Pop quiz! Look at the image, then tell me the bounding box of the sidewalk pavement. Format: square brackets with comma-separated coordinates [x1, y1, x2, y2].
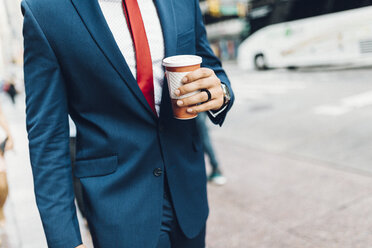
[206, 138, 372, 248]
[1, 93, 372, 248]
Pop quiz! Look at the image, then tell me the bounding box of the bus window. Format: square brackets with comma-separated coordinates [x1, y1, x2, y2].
[331, 0, 372, 12]
[248, 0, 372, 35]
[286, 0, 329, 21]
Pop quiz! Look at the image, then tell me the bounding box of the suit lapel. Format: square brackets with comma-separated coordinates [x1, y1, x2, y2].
[70, 0, 156, 118]
[154, 0, 178, 120]
[154, 0, 177, 58]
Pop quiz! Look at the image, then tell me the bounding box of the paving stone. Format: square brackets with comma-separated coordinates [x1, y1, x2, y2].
[290, 195, 372, 248]
[206, 140, 372, 247]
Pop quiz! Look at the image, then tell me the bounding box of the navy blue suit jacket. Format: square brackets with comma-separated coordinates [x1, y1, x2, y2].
[22, 0, 234, 247]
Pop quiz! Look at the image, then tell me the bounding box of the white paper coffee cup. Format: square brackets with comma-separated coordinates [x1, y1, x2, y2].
[163, 55, 202, 120]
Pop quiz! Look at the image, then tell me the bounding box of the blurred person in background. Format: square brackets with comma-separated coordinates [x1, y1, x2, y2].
[22, 0, 234, 247]
[0, 103, 14, 227]
[0, 58, 21, 105]
[196, 112, 227, 185]
[2, 76, 18, 104]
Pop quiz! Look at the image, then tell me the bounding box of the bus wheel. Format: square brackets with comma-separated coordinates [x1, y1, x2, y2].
[254, 54, 268, 71]
[287, 66, 298, 70]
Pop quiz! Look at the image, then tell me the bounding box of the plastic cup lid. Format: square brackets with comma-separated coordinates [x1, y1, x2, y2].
[162, 55, 202, 68]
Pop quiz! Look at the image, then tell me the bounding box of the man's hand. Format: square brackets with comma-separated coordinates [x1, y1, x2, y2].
[174, 68, 224, 114]
[76, 245, 87, 248]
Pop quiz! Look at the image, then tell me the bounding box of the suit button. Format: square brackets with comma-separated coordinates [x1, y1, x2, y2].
[153, 168, 163, 177]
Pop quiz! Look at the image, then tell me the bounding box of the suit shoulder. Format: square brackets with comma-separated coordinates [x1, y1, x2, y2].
[173, 0, 197, 15]
[22, 0, 68, 17]
[174, 0, 197, 7]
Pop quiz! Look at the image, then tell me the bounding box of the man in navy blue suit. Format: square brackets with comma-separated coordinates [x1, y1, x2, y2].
[22, 0, 234, 247]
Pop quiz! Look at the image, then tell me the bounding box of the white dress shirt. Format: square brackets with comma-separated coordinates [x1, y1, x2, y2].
[98, 0, 226, 117]
[98, 0, 165, 115]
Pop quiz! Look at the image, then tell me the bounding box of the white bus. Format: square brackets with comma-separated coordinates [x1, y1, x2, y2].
[238, 0, 372, 70]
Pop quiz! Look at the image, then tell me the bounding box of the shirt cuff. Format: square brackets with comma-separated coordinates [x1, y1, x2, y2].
[208, 104, 228, 118]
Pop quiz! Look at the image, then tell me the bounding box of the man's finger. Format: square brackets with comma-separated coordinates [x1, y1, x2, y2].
[177, 77, 215, 96]
[177, 87, 220, 107]
[182, 68, 214, 84]
[186, 99, 222, 114]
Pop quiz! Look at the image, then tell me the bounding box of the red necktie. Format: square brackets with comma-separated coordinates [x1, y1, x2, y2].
[122, 0, 157, 115]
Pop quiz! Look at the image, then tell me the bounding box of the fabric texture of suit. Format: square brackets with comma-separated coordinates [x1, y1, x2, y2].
[22, 0, 234, 247]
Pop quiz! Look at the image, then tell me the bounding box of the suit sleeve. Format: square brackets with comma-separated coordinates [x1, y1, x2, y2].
[22, 1, 82, 247]
[194, 0, 235, 126]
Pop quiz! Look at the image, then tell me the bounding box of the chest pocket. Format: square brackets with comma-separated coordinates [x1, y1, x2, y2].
[176, 29, 196, 54]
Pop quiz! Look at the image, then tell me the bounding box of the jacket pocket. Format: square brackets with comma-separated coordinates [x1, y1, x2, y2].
[74, 155, 118, 178]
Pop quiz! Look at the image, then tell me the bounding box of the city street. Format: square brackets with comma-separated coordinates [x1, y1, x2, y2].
[1, 63, 372, 248]
[208, 63, 372, 248]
